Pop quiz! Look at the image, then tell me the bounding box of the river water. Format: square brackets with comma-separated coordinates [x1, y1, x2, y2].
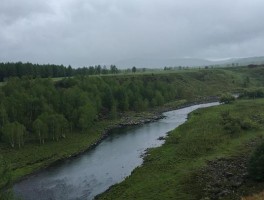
[13, 102, 219, 200]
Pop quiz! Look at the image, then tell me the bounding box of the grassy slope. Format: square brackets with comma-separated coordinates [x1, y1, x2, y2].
[1, 67, 264, 188]
[97, 99, 264, 200]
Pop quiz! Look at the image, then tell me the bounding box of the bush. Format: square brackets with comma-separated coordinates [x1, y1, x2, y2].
[220, 111, 258, 134]
[220, 111, 241, 134]
[248, 142, 264, 181]
[240, 118, 258, 130]
[220, 94, 235, 104]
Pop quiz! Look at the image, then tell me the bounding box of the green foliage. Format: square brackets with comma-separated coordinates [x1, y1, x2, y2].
[33, 118, 48, 144]
[1, 65, 264, 192]
[132, 66, 136, 73]
[248, 141, 264, 181]
[0, 67, 262, 148]
[78, 102, 97, 131]
[97, 99, 264, 200]
[220, 111, 241, 134]
[0, 62, 120, 81]
[109, 104, 118, 119]
[0, 156, 11, 189]
[0, 155, 14, 200]
[240, 88, 264, 99]
[2, 122, 26, 148]
[220, 93, 235, 104]
[220, 110, 257, 135]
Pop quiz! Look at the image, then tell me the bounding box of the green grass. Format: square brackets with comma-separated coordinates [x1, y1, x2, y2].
[0, 118, 120, 184]
[97, 99, 264, 200]
[0, 110, 166, 186]
[1, 127, 102, 182]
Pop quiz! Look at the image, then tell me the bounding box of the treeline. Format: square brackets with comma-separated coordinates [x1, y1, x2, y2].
[239, 88, 264, 99]
[0, 76, 176, 148]
[0, 62, 119, 81]
[0, 69, 242, 148]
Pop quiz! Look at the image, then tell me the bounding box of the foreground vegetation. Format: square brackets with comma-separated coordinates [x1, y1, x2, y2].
[97, 99, 264, 200]
[1, 65, 264, 197]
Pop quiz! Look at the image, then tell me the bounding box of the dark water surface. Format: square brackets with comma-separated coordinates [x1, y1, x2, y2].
[13, 102, 219, 200]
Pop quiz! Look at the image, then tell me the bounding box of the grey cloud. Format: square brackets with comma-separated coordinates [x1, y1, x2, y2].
[0, 0, 51, 25]
[1, 0, 264, 67]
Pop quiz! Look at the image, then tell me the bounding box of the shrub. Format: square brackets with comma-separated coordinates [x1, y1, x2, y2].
[248, 142, 264, 181]
[220, 111, 241, 134]
[220, 94, 235, 104]
[220, 111, 258, 134]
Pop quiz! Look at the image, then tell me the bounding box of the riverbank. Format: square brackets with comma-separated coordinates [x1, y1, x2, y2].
[96, 99, 264, 200]
[1, 98, 215, 190]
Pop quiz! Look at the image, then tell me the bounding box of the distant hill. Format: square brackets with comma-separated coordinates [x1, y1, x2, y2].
[224, 56, 264, 66]
[114, 57, 214, 68]
[113, 56, 264, 68]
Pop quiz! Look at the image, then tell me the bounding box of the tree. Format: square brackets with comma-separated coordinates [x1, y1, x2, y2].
[115, 88, 129, 111]
[220, 94, 235, 104]
[101, 66, 108, 74]
[110, 65, 118, 74]
[45, 114, 68, 141]
[66, 65, 73, 77]
[78, 102, 97, 131]
[2, 122, 26, 148]
[154, 91, 164, 106]
[132, 66, 136, 73]
[15, 122, 26, 148]
[33, 118, 48, 144]
[109, 103, 118, 119]
[0, 104, 8, 142]
[2, 123, 16, 148]
[0, 103, 8, 127]
[102, 86, 115, 111]
[56, 114, 68, 139]
[95, 65, 102, 74]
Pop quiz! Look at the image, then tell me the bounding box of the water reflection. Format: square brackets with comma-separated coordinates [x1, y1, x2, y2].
[13, 102, 219, 200]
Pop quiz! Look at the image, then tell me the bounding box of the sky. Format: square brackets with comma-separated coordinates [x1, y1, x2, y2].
[1, 0, 264, 67]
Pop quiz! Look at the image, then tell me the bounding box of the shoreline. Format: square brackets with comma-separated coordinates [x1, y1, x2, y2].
[10, 97, 219, 189]
[95, 99, 264, 200]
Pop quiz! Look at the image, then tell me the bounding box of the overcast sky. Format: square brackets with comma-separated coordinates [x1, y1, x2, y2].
[1, 0, 264, 67]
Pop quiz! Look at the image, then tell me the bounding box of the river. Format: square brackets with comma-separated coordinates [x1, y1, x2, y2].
[13, 102, 219, 200]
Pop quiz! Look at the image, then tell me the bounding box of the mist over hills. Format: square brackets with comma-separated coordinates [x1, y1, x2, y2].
[113, 56, 264, 68]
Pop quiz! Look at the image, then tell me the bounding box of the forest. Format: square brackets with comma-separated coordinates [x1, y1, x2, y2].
[0, 76, 167, 148]
[0, 62, 119, 81]
[0, 66, 243, 149]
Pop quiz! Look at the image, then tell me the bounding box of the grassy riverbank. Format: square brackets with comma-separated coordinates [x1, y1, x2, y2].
[1, 66, 264, 196]
[0, 68, 242, 187]
[0, 110, 165, 186]
[97, 99, 264, 200]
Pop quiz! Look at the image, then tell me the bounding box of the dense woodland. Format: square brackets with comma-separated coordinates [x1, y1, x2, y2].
[0, 76, 171, 148]
[0, 62, 119, 81]
[0, 68, 239, 149]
